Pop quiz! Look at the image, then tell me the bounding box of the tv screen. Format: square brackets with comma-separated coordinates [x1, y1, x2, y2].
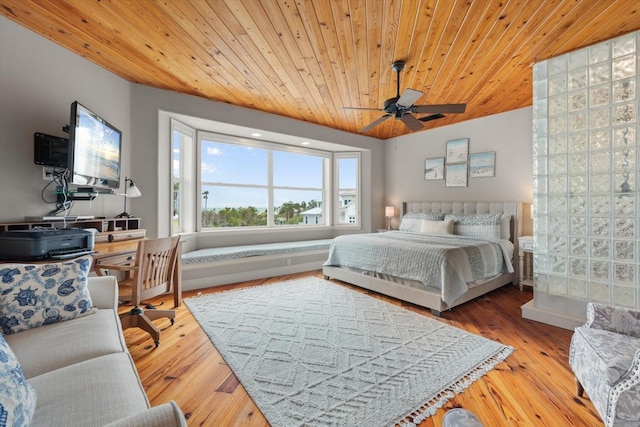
[68, 101, 122, 189]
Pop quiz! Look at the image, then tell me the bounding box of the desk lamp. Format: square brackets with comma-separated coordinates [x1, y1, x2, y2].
[116, 177, 142, 218]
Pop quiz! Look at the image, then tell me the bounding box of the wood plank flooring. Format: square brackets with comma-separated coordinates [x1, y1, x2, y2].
[120, 271, 604, 426]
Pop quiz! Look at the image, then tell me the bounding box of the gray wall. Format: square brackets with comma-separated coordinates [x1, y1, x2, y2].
[385, 108, 534, 229]
[0, 17, 131, 220]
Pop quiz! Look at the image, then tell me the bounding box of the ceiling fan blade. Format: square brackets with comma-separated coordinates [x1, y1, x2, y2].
[343, 107, 383, 111]
[412, 103, 466, 114]
[396, 88, 424, 107]
[359, 114, 391, 132]
[400, 113, 425, 131]
[419, 113, 446, 122]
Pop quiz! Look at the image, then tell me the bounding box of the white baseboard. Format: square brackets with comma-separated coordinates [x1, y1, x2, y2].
[521, 300, 584, 330]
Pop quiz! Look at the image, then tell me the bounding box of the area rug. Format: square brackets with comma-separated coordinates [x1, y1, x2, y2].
[185, 277, 513, 426]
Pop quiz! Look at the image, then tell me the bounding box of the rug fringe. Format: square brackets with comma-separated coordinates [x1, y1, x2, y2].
[396, 345, 515, 426]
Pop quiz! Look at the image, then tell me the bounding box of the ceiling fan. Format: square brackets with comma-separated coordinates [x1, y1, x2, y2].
[344, 61, 466, 133]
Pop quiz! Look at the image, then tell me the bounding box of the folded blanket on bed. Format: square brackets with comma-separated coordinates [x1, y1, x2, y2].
[323, 231, 514, 306]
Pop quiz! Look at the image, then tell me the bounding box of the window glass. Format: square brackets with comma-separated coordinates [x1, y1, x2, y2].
[171, 120, 194, 234]
[273, 151, 323, 188]
[337, 156, 359, 225]
[273, 151, 323, 226]
[172, 135, 181, 232]
[201, 185, 268, 227]
[201, 140, 268, 185]
[199, 135, 327, 228]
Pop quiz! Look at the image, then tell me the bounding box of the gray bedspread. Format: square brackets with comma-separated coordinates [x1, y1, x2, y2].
[323, 231, 514, 305]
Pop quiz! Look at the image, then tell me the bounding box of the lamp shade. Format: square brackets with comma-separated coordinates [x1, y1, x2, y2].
[385, 206, 394, 217]
[117, 177, 141, 218]
[125, 178, 142, 198]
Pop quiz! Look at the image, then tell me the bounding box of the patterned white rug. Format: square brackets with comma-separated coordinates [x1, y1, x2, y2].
[185, 277, 513, 426]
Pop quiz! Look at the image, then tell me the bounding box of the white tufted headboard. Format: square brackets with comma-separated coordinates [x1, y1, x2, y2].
[402, 201, 524, 244]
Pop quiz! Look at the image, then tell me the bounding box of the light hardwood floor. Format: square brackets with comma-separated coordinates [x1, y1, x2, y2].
[120, 271, 603, 426]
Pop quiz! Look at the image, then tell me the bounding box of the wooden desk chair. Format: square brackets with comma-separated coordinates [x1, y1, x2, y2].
[100, 235, 181, 346]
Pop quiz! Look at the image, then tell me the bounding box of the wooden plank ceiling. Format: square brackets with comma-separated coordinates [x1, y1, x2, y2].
[2, 0, 640, 139]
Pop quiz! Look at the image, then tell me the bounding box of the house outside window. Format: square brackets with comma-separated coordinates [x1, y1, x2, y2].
[300, 202, 323, 225]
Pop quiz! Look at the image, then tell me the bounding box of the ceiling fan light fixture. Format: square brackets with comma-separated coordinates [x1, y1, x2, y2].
[419, 113, 446, 122]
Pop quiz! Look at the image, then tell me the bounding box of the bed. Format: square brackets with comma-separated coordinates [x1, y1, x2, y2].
[323, 201, 524, 315]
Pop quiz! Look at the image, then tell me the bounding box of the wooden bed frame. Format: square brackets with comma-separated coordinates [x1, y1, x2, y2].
[323, 201, 524, 315]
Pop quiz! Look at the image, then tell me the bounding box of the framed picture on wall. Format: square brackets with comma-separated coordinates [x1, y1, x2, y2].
[469, 151, 496, 178]
[445, 163, 468, 187]
[446, 138, 469, 163]
[424, 157, 445, 180]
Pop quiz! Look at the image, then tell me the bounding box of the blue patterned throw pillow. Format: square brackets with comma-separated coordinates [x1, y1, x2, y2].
[0, 333, 37, 426]
[0, 256, 94, 335]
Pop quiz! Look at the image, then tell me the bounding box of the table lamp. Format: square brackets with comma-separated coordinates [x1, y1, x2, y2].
[116, 176, 142, 218]
[385, 205, 394, 230]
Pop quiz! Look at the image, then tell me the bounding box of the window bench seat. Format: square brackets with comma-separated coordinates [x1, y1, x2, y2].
[181, 239, 334, 291]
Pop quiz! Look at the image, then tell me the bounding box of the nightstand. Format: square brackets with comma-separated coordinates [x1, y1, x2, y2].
[518, 236, 534, 290]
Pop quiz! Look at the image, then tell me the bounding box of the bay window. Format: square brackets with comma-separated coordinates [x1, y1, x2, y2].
[170, 120, 360, 232]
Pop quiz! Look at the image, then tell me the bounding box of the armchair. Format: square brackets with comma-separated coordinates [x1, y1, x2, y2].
[569, 302, 640, 427]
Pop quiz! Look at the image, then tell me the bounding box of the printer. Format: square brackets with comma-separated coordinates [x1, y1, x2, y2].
[0, 228, 95, 261]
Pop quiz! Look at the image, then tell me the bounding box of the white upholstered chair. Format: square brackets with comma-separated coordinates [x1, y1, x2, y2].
[569, 302, 640, 427]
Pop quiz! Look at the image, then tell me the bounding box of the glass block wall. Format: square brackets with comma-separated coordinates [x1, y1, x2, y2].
[532, 31, 639, 310]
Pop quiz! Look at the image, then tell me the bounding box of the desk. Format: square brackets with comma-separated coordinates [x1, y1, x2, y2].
[93, 249, 182, 307]
[93, 249, 137, 278]
[92, 227, 146, 281]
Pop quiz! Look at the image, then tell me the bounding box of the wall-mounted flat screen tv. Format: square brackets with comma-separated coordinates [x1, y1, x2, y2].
[67, 101, 122, 190]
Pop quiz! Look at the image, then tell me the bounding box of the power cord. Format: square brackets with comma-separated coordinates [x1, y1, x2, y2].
[43, 168, 75, 216]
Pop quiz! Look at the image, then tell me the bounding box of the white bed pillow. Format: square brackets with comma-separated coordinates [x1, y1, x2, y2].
[399, 212, 445, 232]
[444, 212, 503, 240]
[420, 219, 454, 234]
[500, 214, 512, 239]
